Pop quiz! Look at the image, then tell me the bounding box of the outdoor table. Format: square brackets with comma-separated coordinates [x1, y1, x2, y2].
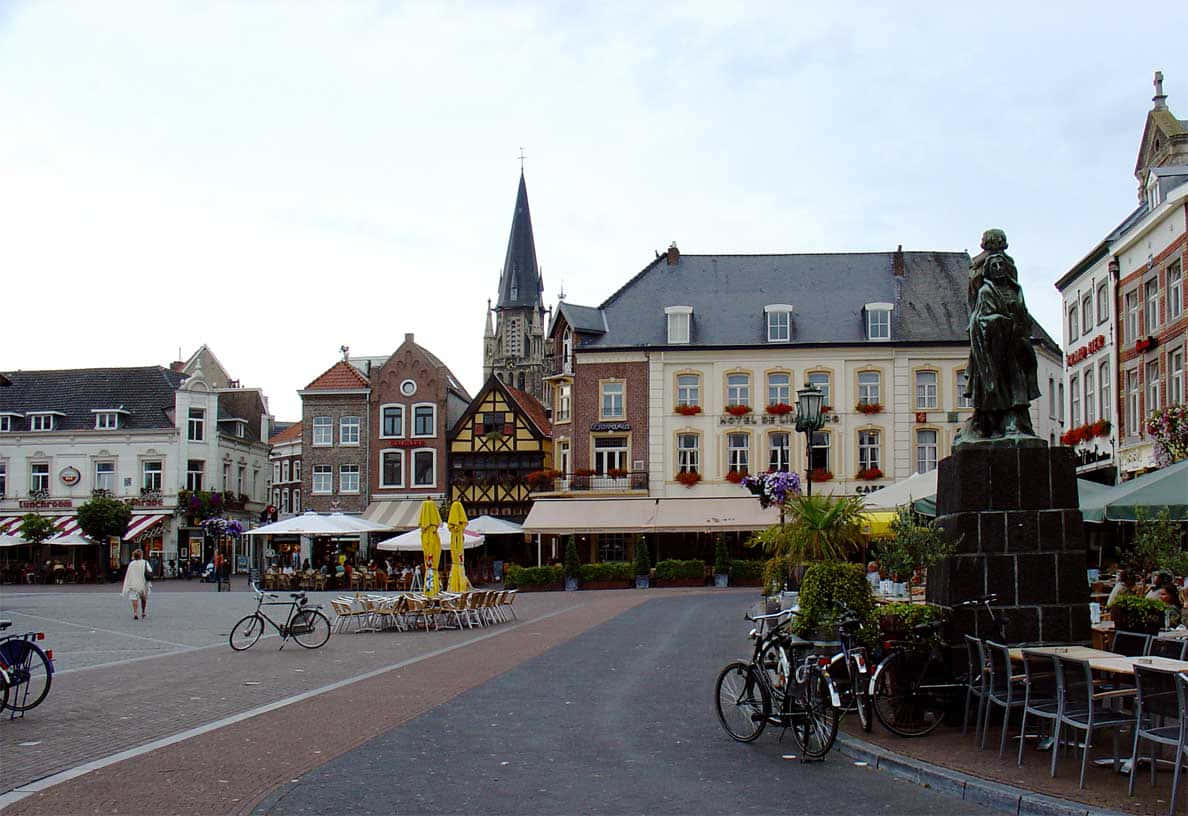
[1009, 645, 1188, 675]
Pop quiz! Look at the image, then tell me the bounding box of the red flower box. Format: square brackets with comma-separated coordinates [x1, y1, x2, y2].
[765, 403, 794, 415]
[725, 404, 752, 416]
[1135, 336, 1158, 354]
[575, 468, 596, 477]
[725, 470, 748, 484]
[855, 402, 884, 414]
[856, 467, 883, 480]
[675, 471, 702, 487]
[809, 468, 833, 482]
[674, 404, 703, 416]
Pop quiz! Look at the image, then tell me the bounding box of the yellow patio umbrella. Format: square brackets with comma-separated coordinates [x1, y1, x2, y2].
[446, 501, 471, 593]
[418, 499, 443, 596]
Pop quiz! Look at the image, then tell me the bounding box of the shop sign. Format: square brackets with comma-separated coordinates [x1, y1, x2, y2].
[19, 499, 72, 509]
[591, 422, 631, 432]
[387, 439, 423, 448]
[854, 484, 885, 495]
[128, 497, 164, 508]
[1066, 334, 1106, 366]
[60, 466, 81, 486]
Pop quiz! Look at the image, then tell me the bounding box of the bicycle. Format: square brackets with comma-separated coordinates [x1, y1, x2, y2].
[229, 584, 331, 651]
[714, 608, 841, 760]
[869, 593, 1007, 737]
[824, 602, 874, 733]
[0, 619, 54, 715]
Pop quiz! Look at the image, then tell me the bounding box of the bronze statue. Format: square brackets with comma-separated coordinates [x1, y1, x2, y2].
[955, 229, 1043, 447]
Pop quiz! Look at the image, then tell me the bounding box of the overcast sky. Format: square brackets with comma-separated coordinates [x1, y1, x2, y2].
[2, 1, 1186, 421]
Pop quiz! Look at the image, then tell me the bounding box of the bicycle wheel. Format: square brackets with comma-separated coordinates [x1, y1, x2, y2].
[229, 615, 265, 651]
[290, 610, 331, 649]
[1, 670, 11, 711]
[791, 670, 839, 759]
[714, 661, 770, 742]
[871, 652, 946, 737]
[1, 640, 52, 712]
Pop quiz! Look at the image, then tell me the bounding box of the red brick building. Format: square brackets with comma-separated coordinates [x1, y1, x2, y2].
[298, 361, 370, 515]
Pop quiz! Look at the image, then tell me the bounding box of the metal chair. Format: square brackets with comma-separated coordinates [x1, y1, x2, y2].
[1050, 656, 1136, 788]
[963, 635, 988, 739]
[981, 640, 1027, 756]
[1112, 630, 1153, 657]
[1017, 649, 1061, 767]
[1128, 665, 1185, 807]
[1170, 673, 1188, 816]
[1149, 637, 1188, 661]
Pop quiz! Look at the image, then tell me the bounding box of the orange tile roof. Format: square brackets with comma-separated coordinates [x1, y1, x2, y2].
[269, 421, 303, 445]
[304, 360, 370, 391]
[505, 385, 551, 437]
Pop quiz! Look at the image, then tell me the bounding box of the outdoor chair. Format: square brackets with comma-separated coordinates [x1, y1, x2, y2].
[1017, 649, 1061, 767]
[1112, 630, 1153, 657]
[329, 599, 362, 633]
[1170, 673, 1188, 816]
[981, 640, 1027, 755]
[963, 635, 988, 739]
[502, 589, 518, 620]
[1050, 655, 1136, 788]
[314, 574, 327, 591]
[483, 591, 503, 625]
[1149, 637, 1188, 661]
[373, 573, 388, 591]
[1128, 664, 1185, 805]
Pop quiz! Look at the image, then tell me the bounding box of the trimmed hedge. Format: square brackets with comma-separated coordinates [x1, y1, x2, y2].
[577, 561, 634, 583]
[874, 602, 945, 638]
[504, 564, 564, 589]
[654, 559, 706, 581]
[729, 560, 764, 581]
[794, 561, 874, 640]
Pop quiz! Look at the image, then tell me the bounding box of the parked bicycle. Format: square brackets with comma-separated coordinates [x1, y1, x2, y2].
[825, 601, 873, 733]
[0, 619, 54, 715]
[869, 593, 1007, 737]
[229, 584, 331, 651]
[714, 608, 841, 760]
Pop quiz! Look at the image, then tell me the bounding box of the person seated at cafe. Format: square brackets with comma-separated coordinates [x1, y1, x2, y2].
[342, 562, 353, 586]
[1146, 573, 1182, 626]
[302, 558, 311, 571]
[1107, 569, 1139, 607]
[865, 561, 881, 590]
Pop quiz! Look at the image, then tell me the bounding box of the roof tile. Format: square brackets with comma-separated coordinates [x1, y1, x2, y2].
[304, 361, 370, 391]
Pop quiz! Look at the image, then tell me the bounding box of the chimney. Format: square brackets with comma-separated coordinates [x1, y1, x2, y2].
[404, 332, 414, 345]
[893, 245, 905, 277]
[170, 360, 186, 372]
[666, 242, 680, 266]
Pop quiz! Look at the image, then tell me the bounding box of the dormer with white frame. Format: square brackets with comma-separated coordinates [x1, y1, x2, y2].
[92, 407, 130, 430]
[864, 302, 894, 341]
[764, 304, 793, 342]
[27, 410, 65, 431]
[0, 412, 22, 433]
[664, 306, 692, 344]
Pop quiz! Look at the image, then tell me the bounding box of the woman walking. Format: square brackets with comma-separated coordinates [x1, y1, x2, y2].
[122, 549, 152, 620]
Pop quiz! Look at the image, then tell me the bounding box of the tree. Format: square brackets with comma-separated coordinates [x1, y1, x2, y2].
[563, 536, 581, 580]
[876, 505, 956, 580]
[713, 535, 731, 576]
[633, 536, 651, 576]
[19, 513, 56, 545]
[1122, 508, 1188, 579]
[77, 495, 132, 542]
[747, 494, 866, 564]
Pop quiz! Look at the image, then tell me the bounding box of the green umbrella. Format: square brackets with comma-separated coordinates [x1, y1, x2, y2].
[911, 478, 1118, 519]
[1079, 459, 1188, 522]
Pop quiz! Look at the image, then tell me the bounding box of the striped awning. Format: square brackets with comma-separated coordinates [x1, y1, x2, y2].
[53, 515, 82, 537]
[125, 514, 167, 541]
[362, 499, 424, 531]
[0, 516, 23, 535]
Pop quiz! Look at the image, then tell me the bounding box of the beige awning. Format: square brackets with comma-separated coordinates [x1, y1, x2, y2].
[362, 499, 424, 530]
[649, 497, 781, 533]
[522, 498, 657, 535]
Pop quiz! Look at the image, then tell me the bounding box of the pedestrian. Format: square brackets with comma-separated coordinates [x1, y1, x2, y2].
[122, 549, 152, 619]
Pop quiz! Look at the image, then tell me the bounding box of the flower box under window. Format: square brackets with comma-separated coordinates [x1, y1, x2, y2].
[809, 468, 833, 483]
[676, 471, 701, 487]
[856, 402, 884, 414]
[856, 467, 883, 481]
[725, 470, 747, 484]
[674, 404, 703, 416]
[765, 403, 793, 415]
[725, 405, 752, 417]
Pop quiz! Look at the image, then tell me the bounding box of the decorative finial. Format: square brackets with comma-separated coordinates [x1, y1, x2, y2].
[518, 147, 527, 172]
[1153, 71, 1168, 111]
[339, 344, 350, 361]
[558, 281, 567, 301]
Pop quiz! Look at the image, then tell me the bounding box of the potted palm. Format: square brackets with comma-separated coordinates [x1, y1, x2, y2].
[634, 538, 651, 589]
[713, 535, 730, 588]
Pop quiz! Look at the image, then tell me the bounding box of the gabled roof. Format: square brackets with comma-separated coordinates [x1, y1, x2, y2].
[449, 374, 550, 440]
[269, 421, 303, 445]
[495, 172, 543, 310]
[505, 385, 551, 437]
[552, 301, 607, 337]
[0, 366, 186, 431]
[303, 360, 370, 391]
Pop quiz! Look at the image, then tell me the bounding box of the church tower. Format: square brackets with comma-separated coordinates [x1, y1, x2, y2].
[483, 171, 549, 403]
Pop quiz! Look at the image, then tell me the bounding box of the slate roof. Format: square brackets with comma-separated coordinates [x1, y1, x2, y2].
[495, 172, 544, 310]
[303, 360, 370, 391]
[0, 366, 186, 431]
[584, 251, 972, 349]
[269, 421, 303, 445]
[554, 301, 607, 335]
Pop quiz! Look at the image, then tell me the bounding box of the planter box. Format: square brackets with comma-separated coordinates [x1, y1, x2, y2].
[713, 574, 729, 588]
[655, 577, 706, 588]
[514, 583, 564, 593]
[581, 580, 634, 590]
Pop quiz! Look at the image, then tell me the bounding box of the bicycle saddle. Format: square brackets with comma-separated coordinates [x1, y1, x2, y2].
[912, 620, 944, 634]
[0, 619, 11, 631]
[289, 592, 306, 599]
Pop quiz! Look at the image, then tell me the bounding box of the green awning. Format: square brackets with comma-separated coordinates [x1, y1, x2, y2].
[911, 477, 1133, 520]
[1079, 459, 1188, 522]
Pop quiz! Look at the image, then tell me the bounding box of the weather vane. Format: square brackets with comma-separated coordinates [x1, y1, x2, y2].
[518, 147, 526, 172]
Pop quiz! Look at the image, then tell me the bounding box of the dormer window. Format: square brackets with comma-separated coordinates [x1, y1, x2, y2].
[864, 302, 893, 341]
[28, 411, 63, 431]
[665, 306, 692, 344]
[0, 413, 20, 433]
[764, 304, 793, 342]
[92, 408, 129, 430]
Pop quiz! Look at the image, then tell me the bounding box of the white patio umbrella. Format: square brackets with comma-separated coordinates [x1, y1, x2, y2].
[242, 511, 392, 536]
[375, 524, 484, 552]
[860, 470, 939, 510]
[465, 515, 525, 535]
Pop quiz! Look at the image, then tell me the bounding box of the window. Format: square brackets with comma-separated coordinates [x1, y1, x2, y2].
[95, 412, 118, 430]
[768, 432, 790, 472]
[915, 370, 938, 410]
[767, 372, 791, 407]
[312, 465, 332, 494]
[956, 369, 973, 409]
[281, 489, 289, 514]
[1145, 279, 1160, 333]
[807, 372, 830, 408]
[0, 416, 10, 433]
[95, 461, 115, 492]
[865, 303, 892, 341]
[915, 430, 938, 474]
[1082, 295, 1093, 336]
[186, 460, 204, 492]
[412, 450, 435, 487]
[562, 329, 573, 368]
[340, 464, 360, 494]
[858, 430, 880, 472]
[601, 381, 624, 419]
[726, 373, 750, 407]
[1058, 382, 1065, 422]
[380, 450, 403, 487]
[0, 461, 6, 496]
[599, 534, 626, 562]
[238, 465, 245, 495]
[142, 460, 162, 492]
[665, 306, 692, 344]
[1125, 291, 1139, 342]
[482, 412, 506, 435]
[1170, 348, 1184, 407]
[272, 488, 280, 508]
[858, 371, 880, 406]
[282, 460, 290, 483]
[29, 414, 55, 431]
[413, 405, 435, 437]
[557, 440, 570, 475]
[1069, 374, 1080, 426]
[1097, 281, 1109, 324]
[221, 462, 229, 493]
[273, 462, 280, 485]
[677, 434, 699, 474]
[1126, 369, 1139, 436]
[1084, 367, 1096, 424]
[1048, 376, 1056, 419]
[1067, 304, 1078, 342]
[187, 407, 204, 441]
[557, 383, 571, 421]
[593, 436, 627, 474]
[765, 305, 792, 342]
[381, 405, 404, 438]
[810, 431, 831, 473]
[30, 462, 49, 493]
[294, 461, 301, 482]
[339, 416, 360, 445]
[1147, 360, 1161, 413]
[1099, 361, 1111, 422]
[1169, 261, 1183, 320]
[727, 433, 750, 474]
[292, 491, 300, 513]
[312, 416, 332, 446]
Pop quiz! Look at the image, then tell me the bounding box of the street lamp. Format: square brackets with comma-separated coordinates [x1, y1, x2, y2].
[795, 383, 826, 497]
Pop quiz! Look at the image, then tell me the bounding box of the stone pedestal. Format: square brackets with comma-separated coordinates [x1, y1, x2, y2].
[926, 444, 1091, 644]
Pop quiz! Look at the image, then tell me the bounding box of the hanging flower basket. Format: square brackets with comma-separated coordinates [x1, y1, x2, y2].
[765, 403, 793, 415]
[675, 471, 702, 487]
[809, 468, 833, 483]
[855, 402, 884, 414]
[725, 405, 752, 416]
[855, 467, 883, 481]
[1135, 336, 1159, 354]
[674, 404, 703, 416]
[739, 471, 801, 508]
[725, 470, 748, 484]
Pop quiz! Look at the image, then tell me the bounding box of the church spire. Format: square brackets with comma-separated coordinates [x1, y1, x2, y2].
[496, 171, 543, 310]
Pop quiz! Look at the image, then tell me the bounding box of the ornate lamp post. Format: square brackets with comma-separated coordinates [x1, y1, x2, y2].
[795, 383, 825, 497]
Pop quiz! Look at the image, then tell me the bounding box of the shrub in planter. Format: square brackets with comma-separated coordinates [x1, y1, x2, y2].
[855, 467, 883, 481]
[577, 561, 633, 584]
[729, 559, 765, 585]
[874, 602, 945, 641]
[563, 536, 581, 590]
[634, 538, 651, 587]
[654, 559, 706, 583]
[575, 468, 596, 477]
[504, 564, 564, 590]
[524, 469, 561, 491]
[809, 468, 833, 483]
[1108, 595, 1168, 635]
[794, 561, 874, 640]
[761, 555, 794, 595]
[712, 536, 730, 587]
[725, 470, 747, 484]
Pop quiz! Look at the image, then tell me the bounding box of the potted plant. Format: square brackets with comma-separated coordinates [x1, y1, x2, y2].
[608, 468, 628, 479]
[725, 404, 752, 416]
[674, 404, 702, 416]
[765, 403, 793, 415]
[794, 561, 875, 641]
[725, 469, 747, 484]
[675, 470, 701, 488]
[563, 536, 580, 591]
[1108, 595, 1167, 635]
[855, 402, 884, 414]
[634, 538, 651, 589]
[713, 535, 730, 588]
[654, 559, 707, 587]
